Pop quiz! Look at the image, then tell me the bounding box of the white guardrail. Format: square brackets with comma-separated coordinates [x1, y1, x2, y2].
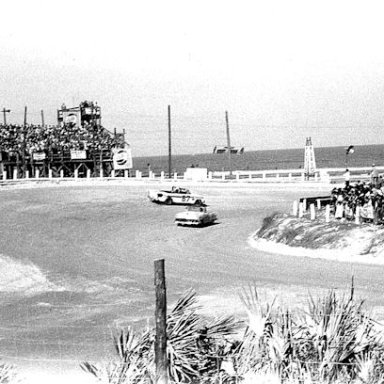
[0, 166, 382, 184]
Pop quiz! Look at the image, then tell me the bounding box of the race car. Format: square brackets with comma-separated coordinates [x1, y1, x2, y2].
[147, 186, 205, 206]
[175, 206, 217, 227]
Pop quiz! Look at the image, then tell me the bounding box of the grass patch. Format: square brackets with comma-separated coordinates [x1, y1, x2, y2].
[258, 212, 281, 236]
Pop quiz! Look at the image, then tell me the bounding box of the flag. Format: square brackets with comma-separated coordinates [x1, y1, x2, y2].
[346, 145, 355, 155]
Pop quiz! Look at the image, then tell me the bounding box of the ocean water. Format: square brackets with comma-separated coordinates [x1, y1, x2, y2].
[132, 144, 384, 174]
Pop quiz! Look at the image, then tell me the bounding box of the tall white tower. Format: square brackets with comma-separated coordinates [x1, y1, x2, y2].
[304, 137, 316, 178]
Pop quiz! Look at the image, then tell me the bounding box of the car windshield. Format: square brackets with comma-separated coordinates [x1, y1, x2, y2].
[187, 206, 206, 212]
[168, 187, 191, 194]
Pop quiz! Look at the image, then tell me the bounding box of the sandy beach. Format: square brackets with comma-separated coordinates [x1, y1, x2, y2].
[1, 179, 384, 382]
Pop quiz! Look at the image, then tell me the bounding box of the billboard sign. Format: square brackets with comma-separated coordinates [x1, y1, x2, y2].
[70, 150, 87, 160]
[113, 147, 132, 170]
[63, 110, 81, 127]
[33, 152, 46, 161]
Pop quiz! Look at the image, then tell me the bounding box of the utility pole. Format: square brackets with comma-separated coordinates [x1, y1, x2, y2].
[168, 105, 172, 179]
[225, 111, 232, 176]
[24, 106, 27, 126]
[23, 106, 28, 178]
[41, 110, 45, 127]
[2, 108, 10, 125]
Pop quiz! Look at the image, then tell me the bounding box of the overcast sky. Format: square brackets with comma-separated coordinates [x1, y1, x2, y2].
[1, 0, 384, 156]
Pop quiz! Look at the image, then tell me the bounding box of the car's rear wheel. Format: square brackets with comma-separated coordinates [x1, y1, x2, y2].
[194, 200, 202, 206]
[165, 197, 172, 205]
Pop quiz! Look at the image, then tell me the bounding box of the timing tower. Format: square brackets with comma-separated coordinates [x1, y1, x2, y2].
[304, 137, 316, 177]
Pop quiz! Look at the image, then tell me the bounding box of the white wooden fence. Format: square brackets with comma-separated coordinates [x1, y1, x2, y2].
[1, 166, 382, 184]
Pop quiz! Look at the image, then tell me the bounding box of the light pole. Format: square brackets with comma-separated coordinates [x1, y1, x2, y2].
[2, 108, 10, 125]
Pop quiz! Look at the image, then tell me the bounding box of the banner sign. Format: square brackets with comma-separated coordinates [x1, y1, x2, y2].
[113, 147, 132, 170]
[33, 152, 46, 161]
[63, 110, 81, 127]
[70, 150, 87, 160]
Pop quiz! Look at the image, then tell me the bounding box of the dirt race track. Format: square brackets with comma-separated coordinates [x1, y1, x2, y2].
[0, 180, 384, 381]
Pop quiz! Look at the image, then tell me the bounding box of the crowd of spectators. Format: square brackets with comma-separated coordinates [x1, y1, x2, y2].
[331, 166, 384, 223]
[0, 122, 121, 160]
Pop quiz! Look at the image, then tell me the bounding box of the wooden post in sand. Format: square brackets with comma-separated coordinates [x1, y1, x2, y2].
[154, 259, 168, 384]
[292, 200, 298, 216]
[298, 202, 304, 218]
[355, 206, 360, 224]
[325, 205, 330, 223]
[317, 199, 321, 210]
[310, 204, 316, 220]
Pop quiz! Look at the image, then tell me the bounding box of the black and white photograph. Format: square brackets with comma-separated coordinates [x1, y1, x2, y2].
[1, 1, 384, 383]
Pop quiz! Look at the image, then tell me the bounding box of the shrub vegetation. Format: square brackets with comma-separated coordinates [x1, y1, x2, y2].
[81, 282, 384, 384]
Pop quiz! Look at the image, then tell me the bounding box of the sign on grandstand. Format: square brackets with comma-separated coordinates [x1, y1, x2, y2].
[113, 147, 132, 170]
[70, 150, 87, 160]
[63, 110, 81, 127]
[33, 152, 46, 161]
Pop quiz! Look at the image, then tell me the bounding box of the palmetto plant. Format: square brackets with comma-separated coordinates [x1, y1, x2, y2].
[0, 362, 18, 384]
[81, 289, 240, 384]
[235, 285, 296, 379]
[236, 282, 384, 384]
[166, 289, 241, 382]
[81, 327, 154, 384]
[81, 283, 384, 384]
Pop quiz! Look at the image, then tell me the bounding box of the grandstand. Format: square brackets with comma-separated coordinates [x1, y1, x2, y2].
[0, 101, 131, 178]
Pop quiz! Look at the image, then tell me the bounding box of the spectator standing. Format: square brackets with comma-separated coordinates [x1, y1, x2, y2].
[371, 164, 379, 188]
[344, 168, 351, 187]
[335, 192, 344, 219]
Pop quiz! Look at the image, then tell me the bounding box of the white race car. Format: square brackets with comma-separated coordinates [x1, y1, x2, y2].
[148, 186, 205, 206]
[175, 206, 218, 227]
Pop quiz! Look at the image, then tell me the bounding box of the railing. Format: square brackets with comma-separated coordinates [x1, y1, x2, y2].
[0, 166, 382, 184]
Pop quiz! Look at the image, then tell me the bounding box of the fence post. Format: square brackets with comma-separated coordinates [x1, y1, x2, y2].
[292, 200, 298, 216]
[48, 169, 53, 179]
[325, 205, 330, 223]
[236, 173, 240, 181]
[154, 259, 168, 384]
[36, 169, 40, 179]
[310, 204, 316, 220]
[25, 170, 29, 179]
[298, 202, 304, 218]
[87, 169, 91, 179]
[317, 199, 321, 210]
[13, 167, 18, 180]
[3, 171, 6, 180]
[174, 172, 178, 181]
[60, 169, 64, 178]
[74, 169, 78, 179]
[160, 171, 165, 181]
[355, 206, 360, 224]
[303, 198, 307, 212]
[100, 168, 104, 178]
